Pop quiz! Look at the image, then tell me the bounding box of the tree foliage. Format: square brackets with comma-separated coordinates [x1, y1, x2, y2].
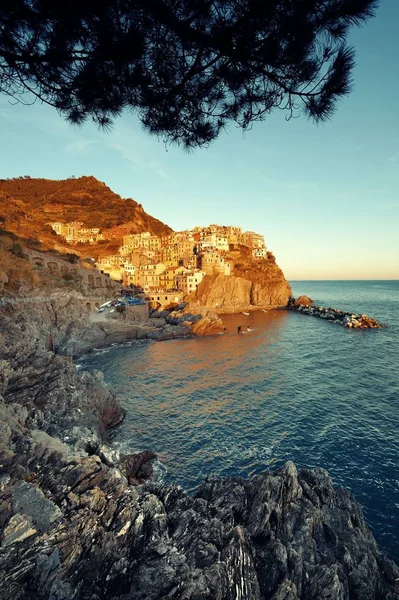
[0, 0, 377, 147]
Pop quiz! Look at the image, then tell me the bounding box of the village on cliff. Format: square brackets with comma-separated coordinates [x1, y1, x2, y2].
[50, 221, 268, 306]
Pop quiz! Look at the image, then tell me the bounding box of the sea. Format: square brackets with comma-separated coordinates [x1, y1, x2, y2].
[80, 280, 399, 563]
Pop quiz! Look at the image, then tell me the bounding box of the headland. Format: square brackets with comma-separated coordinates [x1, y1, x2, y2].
[0, 177, 396, 598]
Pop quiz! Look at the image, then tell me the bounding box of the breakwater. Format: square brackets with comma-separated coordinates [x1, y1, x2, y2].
[291, 297, 384, 328]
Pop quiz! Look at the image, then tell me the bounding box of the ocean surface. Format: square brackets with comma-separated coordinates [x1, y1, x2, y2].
[80, 280, 399, 562]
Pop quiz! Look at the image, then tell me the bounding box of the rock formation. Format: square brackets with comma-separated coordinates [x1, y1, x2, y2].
[294, 295, 313, 307]
[0, 295, 397, 599]
[0, 270, 8, 292]
[292, 301, 384, 329]
[1, 416, 398, 600]
[160, 302, 225, 335]
[190, 252, 291, 312]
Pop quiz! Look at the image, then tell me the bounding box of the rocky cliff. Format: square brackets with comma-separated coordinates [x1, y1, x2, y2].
[190, 252, 291, 312]
[1, 417, 398, 600]
[0, 297, 398, 599]
[1, 188, 397, 598]
[0, 298, 125, 443]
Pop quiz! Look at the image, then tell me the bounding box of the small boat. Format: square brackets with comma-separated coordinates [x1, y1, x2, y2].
[242, 312, 249, 316]
[261, 309, 267, 313]
[99, 300, 112, 308]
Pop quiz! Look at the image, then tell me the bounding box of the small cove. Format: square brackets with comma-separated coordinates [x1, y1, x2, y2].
[81, 280, 399, 562]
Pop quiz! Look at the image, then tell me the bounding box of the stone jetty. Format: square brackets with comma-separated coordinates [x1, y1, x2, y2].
[290, 296, 384, 329]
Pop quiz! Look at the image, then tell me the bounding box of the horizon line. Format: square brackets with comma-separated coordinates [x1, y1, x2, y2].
[288, 278, 399, 282]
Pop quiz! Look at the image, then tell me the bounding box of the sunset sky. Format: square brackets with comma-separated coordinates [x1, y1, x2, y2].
[0, 0, 398, 280]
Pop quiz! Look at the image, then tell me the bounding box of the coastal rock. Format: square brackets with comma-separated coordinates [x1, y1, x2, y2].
[186, 249, 291, 312]
[0, 291, 397, 599]
[293, 302, 384, 329]
[0, 294, 195, 360]
[167, 303, 225, 335]
[120, 451, 157, 485]
[189, 315, 223, 335]
[148, 316, 167, 327]
[150, 302, 225, 336]
[189, 273, 252, 311]
[0, 300, 125, 445]
[0, 435, 397, 600]
[147, 323, 192, 340]
[190, 271, 291, 312]
[294, 295, 313, 307]
[1, 513, 37, 548]
[11, 481, 62, 532]
[0, 360, 12, 395]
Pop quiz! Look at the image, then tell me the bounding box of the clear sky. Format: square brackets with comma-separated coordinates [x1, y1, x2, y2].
[0, 1, 398, 280]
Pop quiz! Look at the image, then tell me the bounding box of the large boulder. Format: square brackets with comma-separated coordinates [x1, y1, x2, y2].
[294, 295, 313, 307]
[167, 302, 225, 335]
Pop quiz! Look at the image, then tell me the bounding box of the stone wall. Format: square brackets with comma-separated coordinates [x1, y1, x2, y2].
[24, 249, 119, 297]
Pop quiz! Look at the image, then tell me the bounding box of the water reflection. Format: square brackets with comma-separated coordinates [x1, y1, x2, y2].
[80, 285, 399, 562]
[110, 310, 290, 486]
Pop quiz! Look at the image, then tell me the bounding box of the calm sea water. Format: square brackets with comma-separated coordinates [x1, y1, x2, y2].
[80, 281, 399, 562]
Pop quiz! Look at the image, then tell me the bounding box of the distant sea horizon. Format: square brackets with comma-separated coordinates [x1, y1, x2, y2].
[80, 280, 399, 562]
[289, 278, 399, 282]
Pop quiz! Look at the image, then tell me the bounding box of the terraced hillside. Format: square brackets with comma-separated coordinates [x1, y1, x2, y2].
[0, 176, 172, 258]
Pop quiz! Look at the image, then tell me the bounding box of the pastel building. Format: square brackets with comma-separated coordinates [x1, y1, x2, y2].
[239, 231, 266, 249]
[252, 248, 268, 259]
[123, 232, 151, 249]
[65, 221, 84, 243]
[147, 290, 184, 308]
[159, 266, 189, 290]
[201, 251, 231, 276]
[177, 270, 206, 295]
[137, 263, 166, 290]
[122, 263, 137, 287]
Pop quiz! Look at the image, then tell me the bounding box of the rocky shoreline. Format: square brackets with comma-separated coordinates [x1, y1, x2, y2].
[289, 296, 384, 329]
[1, 293, 398, 599]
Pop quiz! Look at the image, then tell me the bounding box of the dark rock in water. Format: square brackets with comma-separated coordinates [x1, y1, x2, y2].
[120, 450, 157, 485]
[291, 300, 384, 329]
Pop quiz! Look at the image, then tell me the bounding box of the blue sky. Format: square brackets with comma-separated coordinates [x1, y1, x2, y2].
[1, 1, 398, 280]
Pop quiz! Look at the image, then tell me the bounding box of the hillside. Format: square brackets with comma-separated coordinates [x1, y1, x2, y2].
[0, 176, 172, 258]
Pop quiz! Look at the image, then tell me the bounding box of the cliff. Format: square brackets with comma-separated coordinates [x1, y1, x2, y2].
[0, 176, 172, 258]
[190, 251, 291, 312]
[1, 401, 398, 599]
[1, 182, 397, 598]
[0, 299, 398, 598]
